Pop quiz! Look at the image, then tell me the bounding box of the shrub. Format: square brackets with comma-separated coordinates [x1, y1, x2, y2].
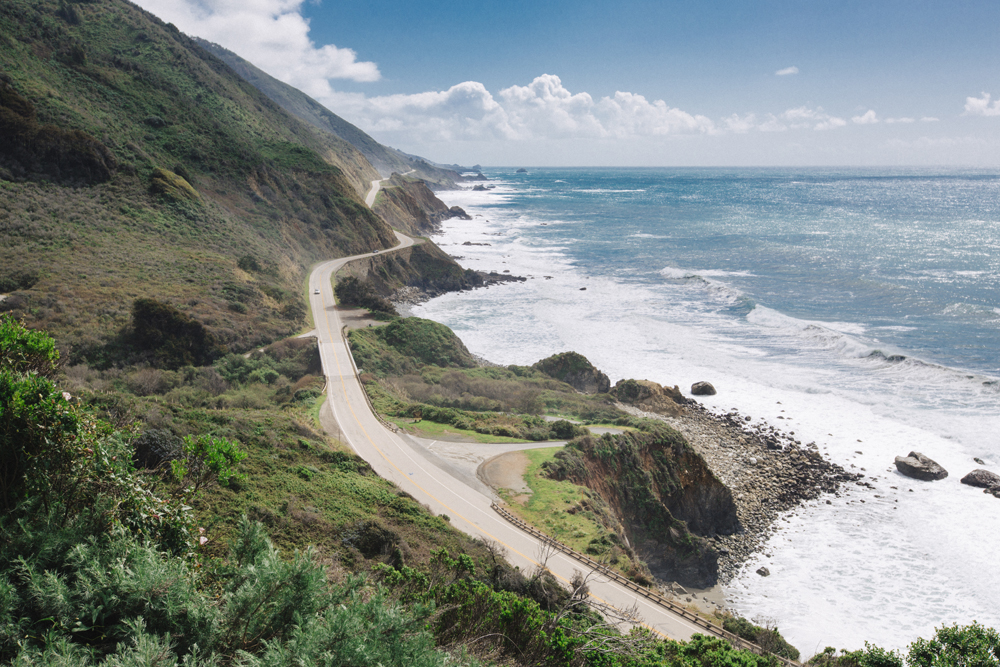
[0, 82, 115, 185]
[171, 434, 248, 492]
[131, 298, 224, 369]
[723, 615, 801, 661]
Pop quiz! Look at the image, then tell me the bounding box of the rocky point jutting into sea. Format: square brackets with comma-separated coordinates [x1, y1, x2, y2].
[407, 168, 1000, 652]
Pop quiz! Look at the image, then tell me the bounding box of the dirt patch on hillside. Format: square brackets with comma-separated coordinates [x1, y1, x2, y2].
[338, 306, 387, 330]
[479, 451, 532, 504]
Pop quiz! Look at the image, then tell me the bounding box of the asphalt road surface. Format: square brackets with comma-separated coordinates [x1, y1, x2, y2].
[307, 231, 725, 642]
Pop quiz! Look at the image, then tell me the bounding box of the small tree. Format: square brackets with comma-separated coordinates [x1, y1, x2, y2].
[171, 434, 248, 495]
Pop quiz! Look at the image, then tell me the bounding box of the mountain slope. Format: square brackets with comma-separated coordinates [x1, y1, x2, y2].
[196, 39, 463, 189]
[0, 0, 397, 360]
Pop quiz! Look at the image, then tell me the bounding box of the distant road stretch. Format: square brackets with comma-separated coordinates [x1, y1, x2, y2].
[364, 169, 416, 208]
[307, 232, 721, 643]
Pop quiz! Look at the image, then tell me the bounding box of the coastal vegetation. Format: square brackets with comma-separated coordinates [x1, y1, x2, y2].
[1, 0, 996, 663]
[0, 0, 396, 363]
[0, 313, 780, 666]
[347, 317, 622, 440]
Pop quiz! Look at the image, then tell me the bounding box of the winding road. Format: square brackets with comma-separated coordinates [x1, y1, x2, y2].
[364, 169, 416, 208]
[307, 232, 724, 643]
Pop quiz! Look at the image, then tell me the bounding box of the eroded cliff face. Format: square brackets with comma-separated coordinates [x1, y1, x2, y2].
[339, 241, 483, 299]
[610, 379, 687, 417]
[543, 427, 740, 588]
[373, 174, 470, 237]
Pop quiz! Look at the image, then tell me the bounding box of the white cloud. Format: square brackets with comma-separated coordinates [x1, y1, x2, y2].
[725, 114, 758, 133]
[964, 92, 1000, 116]
[885, 117, 915, 124]
[773, 106, 845, 131]
[921, 117, 940, 122]
[329, 81, 515, 141]
[775, 66, 799, 76]
[131, 0, 380, 99]
[852, 110, 879, 125]
[325, 74, 716, 144]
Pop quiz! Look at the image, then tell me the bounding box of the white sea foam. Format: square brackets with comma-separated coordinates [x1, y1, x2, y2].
[576, 188, 647, 193]
[416, 183, 1000, 654]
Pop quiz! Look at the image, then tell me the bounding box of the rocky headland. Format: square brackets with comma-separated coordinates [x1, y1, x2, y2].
[616, 401, 864, 582]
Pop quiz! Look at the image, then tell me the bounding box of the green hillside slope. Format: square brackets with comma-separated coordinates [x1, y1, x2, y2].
[0, 0, 396, 361]
[197, 39, 464, 189]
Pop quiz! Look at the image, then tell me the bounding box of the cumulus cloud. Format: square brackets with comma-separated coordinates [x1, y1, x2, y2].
[724, 114, 758, 133]
[964, 92, 1000, 116]
[329, 81, 515, 141]
[131, 0, 380, 100]
[885, 117, 915, 124]
[852, 110, 879, 124]
[775, 66, 799, 76]
[921, 117, 940, 122]
[768, 106, 846, 131]
[325, 74, 716, 144]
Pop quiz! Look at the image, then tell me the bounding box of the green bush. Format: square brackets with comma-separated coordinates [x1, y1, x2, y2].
[131, 298, 225, 369]
[723, 615, 801, 661]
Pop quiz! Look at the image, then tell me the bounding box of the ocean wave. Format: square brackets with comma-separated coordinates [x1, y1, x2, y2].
[659, 266, 756, 279]
[631, 232, 670, 239]
[745, 306, 1000, 390]
[576, 188, 647, 193]
[942, 302, 1000, 319]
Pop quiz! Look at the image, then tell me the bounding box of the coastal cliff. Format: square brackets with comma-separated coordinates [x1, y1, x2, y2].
[338, 241, 483, 299]
[543, 427, 740, 588]
[372, 173, 471, 237]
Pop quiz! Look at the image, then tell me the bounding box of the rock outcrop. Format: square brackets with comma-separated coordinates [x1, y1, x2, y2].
[533, 352, 610, 394]
[611, 379, 686, 417]
[691, 381, 717, 396]
[372, 174, 470, 235]
[543, 427, 740, 588]
[616, 402, 865, 582]
[341, 241, 484, 302]
[961, 469, 1000, 490]
[894, 451, 948, 481]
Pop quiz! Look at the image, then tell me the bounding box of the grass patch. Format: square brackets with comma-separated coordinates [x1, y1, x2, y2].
[508, 448, 599, 546]
[502, 446, 650, 581]
[391, 416, 535, 444]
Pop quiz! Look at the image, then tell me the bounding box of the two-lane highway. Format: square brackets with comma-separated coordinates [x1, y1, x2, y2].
[307, 231, 720, 642]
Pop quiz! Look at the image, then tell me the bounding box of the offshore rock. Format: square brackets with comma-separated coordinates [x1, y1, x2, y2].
[961, 469, 1000, 490]
[534, 351, 611, 394]
[894, 452, 948, 481]
[756, 566, 770, 577]
[691, 381, 717, 396]
[612, 378, 686, 417]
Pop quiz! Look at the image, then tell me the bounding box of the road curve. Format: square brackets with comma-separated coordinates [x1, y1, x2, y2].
[307, 232, 718, 643]
[364, 169, 416, 208]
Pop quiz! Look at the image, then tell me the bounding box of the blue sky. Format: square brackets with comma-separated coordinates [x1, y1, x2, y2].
[138, 0, 1000, 166]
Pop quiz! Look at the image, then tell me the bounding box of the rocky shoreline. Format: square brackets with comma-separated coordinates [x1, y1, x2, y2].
[392, 270, 527, 307]
[618, 401, 866, 584]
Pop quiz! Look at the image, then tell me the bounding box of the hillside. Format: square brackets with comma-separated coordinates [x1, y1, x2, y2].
[0, 0, 403, 361]
[197, 39, 464, 189]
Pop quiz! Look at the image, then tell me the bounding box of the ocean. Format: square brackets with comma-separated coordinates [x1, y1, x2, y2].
[410, 167, 1000, 654]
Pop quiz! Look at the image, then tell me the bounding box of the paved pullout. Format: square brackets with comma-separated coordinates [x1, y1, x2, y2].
[308, 232, 716, 642]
